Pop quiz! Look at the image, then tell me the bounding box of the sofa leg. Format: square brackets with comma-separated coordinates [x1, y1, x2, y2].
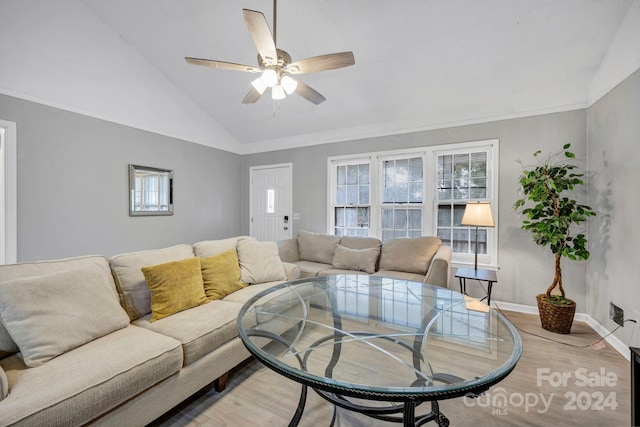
[214, 371, 229, 392]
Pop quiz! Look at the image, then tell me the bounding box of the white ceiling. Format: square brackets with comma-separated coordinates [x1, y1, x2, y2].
[2, 1, 638, 153]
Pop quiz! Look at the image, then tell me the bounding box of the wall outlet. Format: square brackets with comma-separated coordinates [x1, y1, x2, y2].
[609, 302, 624, 327]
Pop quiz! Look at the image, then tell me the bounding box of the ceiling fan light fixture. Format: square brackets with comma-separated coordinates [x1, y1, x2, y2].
[281, 75, 298, 95]
[272, 84, 286, 100]
[251, 76, 268, 94]
[262, 69, 279, 87]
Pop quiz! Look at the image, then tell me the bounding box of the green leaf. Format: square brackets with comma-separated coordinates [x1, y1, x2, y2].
[563, 143, 571, 150]
[565, 151, 575, 158]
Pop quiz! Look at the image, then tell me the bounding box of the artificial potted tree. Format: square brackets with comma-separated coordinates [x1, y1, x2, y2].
[513, 143, 596, 334]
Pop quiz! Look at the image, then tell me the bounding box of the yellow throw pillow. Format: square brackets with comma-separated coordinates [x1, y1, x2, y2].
[141, 257, 209, 322]
[200, 250, 247, 300]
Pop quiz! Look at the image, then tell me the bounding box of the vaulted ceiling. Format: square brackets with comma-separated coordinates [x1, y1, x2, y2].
[1, 1, 637, 153]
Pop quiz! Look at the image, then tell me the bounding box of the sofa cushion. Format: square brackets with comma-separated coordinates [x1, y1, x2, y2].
[237, 239, 287, 284]
[0, 266, 130, 368]
[332, 244, 380, 274]
[110, 244, 195, 320]
[297, 230, 340, 264]
[0, 365, 7, 401]
[0, 255, 113, 359]
[223, 281, 288, 305]
[132, 300, 243, 366]
[141, 257, 210, 322]
[193, 236, 253, 258]
[201, 249, 246, 300]
[378, 237, 442, 275]
[0, 325, 182, 427]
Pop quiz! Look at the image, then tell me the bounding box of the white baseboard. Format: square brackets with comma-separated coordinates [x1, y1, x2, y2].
[491, 300, 631, 362]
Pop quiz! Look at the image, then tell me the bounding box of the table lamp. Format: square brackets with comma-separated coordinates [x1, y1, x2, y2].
[460, 201, 495, 270]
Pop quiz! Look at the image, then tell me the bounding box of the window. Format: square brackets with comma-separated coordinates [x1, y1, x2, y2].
[333, 160, 370, 237]
[328, 140, 498, 267]
[381, 157, 424, 240]
[435, 148, 493, 264]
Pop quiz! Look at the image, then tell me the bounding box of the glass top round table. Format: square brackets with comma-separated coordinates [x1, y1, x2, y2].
[238, 275, 522, 426]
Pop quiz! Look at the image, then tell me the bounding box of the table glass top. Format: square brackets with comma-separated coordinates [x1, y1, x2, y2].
[238, 275, 522, 398]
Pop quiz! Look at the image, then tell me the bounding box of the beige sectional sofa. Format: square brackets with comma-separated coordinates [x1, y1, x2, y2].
[0, 236, 300, 427]
[278, 231, 452, 288]
[0, 232, 451, 427]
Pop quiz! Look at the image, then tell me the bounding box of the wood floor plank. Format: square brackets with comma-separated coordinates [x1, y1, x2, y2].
[148, 311, 631, 426]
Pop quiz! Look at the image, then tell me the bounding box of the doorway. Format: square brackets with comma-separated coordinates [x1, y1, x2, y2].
[250, 163, 292, 242]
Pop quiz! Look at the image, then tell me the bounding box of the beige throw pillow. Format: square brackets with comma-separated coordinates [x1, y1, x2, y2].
[0, 266, 131, 367]
[332, 245, 380, 274]
[237, 239, 287, 284]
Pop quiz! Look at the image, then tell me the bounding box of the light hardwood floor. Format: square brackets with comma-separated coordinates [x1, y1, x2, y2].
[149, 311, 632, 426]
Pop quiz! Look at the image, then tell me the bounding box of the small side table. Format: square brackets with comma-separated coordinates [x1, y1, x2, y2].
[455, 267, 498, 306]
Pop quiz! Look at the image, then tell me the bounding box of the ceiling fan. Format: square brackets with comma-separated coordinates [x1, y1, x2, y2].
[185, 0, 355, 105]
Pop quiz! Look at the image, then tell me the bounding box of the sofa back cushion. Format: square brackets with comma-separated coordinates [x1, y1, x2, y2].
[193, 236, 253, 258]
[237, 239, 287, 284]
[378, 237, 442, 275]
[0, 265, 130, 367]
[110, 244, 195, 321]
[0, 255, 114, 359]
[297, 231, 340, 264]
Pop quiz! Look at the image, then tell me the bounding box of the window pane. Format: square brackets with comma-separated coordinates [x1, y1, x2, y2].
[347, 185, 358, 205]
[470, 152, 487, 178]
[335, 207, 345, 227]
[438, 155, 452, 180]
[470, 178, 487, 199]
[394, 209, 407, 229]
[347, 165, 358, 185]
[336, 186, 346, 205]
[357, 207, 370, 228]
[408, 209, 421, 229]
[409, 158, 422, 181]
[395, 159, 408, 180]
[438, 205, 451, 226]
[346, 207, 357, 227]
[453, 154, 469, 179]
[359, 164, 370, 184]
[382, 208, 393, 228]
[452, 228, 469, 252]
[410, 182, 422, 203]
[396, 182, 409, 203]
[453, 204, 466, 226]
[337, 166, 346, 185]
[359, 185, 370, 204]
[438, 179, 452, 200]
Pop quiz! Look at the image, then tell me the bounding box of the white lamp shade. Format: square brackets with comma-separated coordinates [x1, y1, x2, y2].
[251, 76, 268, 95]
[281, 75, 298, 95]
[261, 69, 278, 87]
[460, 201, 495, 227]
[271, 84, 286, 100]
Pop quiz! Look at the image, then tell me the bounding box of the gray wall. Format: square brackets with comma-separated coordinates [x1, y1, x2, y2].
[242, 110, 589, 308]
[587, 68, 640, 347]
[0, 94, 243, 261]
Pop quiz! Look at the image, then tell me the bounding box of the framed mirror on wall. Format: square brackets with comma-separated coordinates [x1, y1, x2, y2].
[129, 164, 173, 216]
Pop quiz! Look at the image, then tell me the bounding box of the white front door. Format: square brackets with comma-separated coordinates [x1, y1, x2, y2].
[250, 164, 293, 242]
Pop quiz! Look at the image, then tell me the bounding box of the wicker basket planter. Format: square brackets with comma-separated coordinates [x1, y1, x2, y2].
[536, 294, 576, 334]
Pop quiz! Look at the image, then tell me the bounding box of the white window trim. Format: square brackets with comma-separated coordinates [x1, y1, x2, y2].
[0, 120, 17, 264]
[328, 139, 499, 269]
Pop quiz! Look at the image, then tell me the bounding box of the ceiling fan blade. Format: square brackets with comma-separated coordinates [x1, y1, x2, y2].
[295, 80, 326, 105]
[185, 57, 260, 73]
[242, 87, 263, 104]
[242, 9, 277, 66]
[286, 52, 355, 74]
